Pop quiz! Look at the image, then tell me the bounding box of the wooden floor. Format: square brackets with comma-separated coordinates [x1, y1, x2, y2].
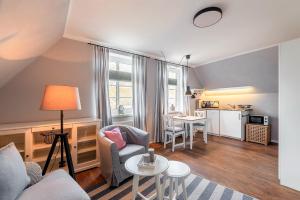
[76, 135, 300, 200]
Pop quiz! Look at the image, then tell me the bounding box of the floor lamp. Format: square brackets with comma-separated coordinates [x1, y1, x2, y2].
[40, 85, 81, 179]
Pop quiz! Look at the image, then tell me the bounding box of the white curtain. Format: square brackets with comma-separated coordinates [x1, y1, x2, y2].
[181, 66, 189, 115]
[93, 46, 112, 127]
[132, 55, 147, 130]
[153, 60, 168, 142]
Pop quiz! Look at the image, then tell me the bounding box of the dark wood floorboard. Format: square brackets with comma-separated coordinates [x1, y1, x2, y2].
[76, 134, 300, 200]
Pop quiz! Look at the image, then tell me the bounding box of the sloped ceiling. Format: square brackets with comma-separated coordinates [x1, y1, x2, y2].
[0, 0, 70, 88]
[64, 0, 300, 66]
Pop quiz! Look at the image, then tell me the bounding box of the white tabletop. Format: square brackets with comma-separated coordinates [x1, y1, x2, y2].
[125, 154, 169, 176]
[173, 115, 205, 121]
[166, 161, 191, 178]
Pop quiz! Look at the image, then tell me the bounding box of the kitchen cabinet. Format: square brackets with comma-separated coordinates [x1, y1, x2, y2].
[220, 110, 248, 140]
[206, 110, 220, 135]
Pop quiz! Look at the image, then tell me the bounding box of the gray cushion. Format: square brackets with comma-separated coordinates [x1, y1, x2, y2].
[118, 144, 145, 163]
[17, 169, 90, 200]
[25, 162, 43, 186]
[165, 126, 185, 132]
[193, 123, 205, 127]
[0, 143, 30, 200]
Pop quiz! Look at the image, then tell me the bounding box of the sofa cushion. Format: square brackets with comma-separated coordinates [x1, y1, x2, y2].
[25, 162, 43, 186]
[118, 144, 145, 163]
[17, 169, 90, 200]
[105, 128, 127, 150]
[0, 143, 30, 200]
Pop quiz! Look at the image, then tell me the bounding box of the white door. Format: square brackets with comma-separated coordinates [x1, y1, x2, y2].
[220, 110, 242, 139]
[206, 110, 220, 135]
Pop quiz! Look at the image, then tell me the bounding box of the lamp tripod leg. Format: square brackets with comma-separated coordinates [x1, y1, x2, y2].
[42, 135, 59, 175]
[59, 136, 65, 167]
[62, 134, 76, 179]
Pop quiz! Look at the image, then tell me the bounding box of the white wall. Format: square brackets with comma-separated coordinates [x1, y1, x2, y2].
[279, 38, 300, 191]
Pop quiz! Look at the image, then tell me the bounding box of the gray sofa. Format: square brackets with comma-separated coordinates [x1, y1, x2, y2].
[98, 125, 149, 187]
[18, 168, 90, 200]
[0, 143, 89, 200]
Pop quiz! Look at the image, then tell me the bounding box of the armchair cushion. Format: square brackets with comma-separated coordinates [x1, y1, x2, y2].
[104, 127, 126, 150]
[0, 143, 30, 200]
[118, 144, 145, 163]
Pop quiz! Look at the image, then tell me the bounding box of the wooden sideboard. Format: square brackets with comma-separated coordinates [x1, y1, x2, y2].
[0, 118, 101, 173]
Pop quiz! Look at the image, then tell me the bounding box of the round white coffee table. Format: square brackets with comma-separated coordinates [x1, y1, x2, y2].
[125, 154, 169, 200]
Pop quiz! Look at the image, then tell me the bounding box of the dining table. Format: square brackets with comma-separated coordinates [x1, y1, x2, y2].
[172, 115, 207, 150]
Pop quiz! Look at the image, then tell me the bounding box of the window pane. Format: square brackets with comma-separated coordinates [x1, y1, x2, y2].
[119, 63, 132, 73]
[119, 81, 132, 87]
[109, 98, 117, 109]
[119, 86, 132, 97]
[168, 99, 176, 107]
[168, 85, 176, 89]
[168, 71, 177, 79]
[109, 80, 116, 86]
[119, 98, 132, 108]
[109, 62, 117, 70]
[168, 89, 176, 98]
[109, 85, 116, 98]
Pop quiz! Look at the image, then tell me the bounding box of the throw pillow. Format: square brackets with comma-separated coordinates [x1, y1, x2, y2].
[0, 143, 30, 200]
[25, 162, 43, 186]
[104, 128, 127, 150]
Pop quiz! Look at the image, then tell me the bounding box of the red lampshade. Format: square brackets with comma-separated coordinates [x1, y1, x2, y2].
[40, 85, 81, 111]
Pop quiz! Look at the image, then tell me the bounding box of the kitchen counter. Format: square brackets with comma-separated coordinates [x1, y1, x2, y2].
[197, 108, 252, 112]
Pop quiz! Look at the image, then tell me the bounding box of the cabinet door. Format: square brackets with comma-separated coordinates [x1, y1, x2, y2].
[0, 129, 28, 160]
[220, 111, 242, 139]
[206, 110, 220, 135]
[31, 126, 73, 172]
[73, 122, 100, 172]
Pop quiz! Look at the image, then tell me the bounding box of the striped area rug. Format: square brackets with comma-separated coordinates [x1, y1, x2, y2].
[85, 173, 258, 200]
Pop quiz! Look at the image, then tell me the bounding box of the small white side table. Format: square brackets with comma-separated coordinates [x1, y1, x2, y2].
[125, 154, 169, 200]
[161, 160, 191, 200]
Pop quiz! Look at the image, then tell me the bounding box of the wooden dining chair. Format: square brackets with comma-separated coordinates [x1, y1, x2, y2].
[193, 110, 206, 131]
[163, 115, 186, 152]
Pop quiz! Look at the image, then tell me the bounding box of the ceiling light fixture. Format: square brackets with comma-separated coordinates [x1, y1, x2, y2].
[193, 7, 222, 28]
[185, 55, 192, 96]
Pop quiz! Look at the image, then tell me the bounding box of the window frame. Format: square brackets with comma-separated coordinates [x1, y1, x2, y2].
[167, 65, 183, 112]
[108, 52, 133, 116]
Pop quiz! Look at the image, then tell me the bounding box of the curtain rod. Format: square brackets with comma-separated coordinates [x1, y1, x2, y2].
[88, 42, 190, 68]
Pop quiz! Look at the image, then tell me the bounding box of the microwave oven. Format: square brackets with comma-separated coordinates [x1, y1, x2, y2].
[249, 115, 270, 125]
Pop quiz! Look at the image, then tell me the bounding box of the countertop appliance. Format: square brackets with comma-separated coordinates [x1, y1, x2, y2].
[249, 115, 270, 126]
[201, 101, 219, 108]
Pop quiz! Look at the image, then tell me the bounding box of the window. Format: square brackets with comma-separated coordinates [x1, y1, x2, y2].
[167, 65, 183, 112]
[109, 52, 133, 116]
